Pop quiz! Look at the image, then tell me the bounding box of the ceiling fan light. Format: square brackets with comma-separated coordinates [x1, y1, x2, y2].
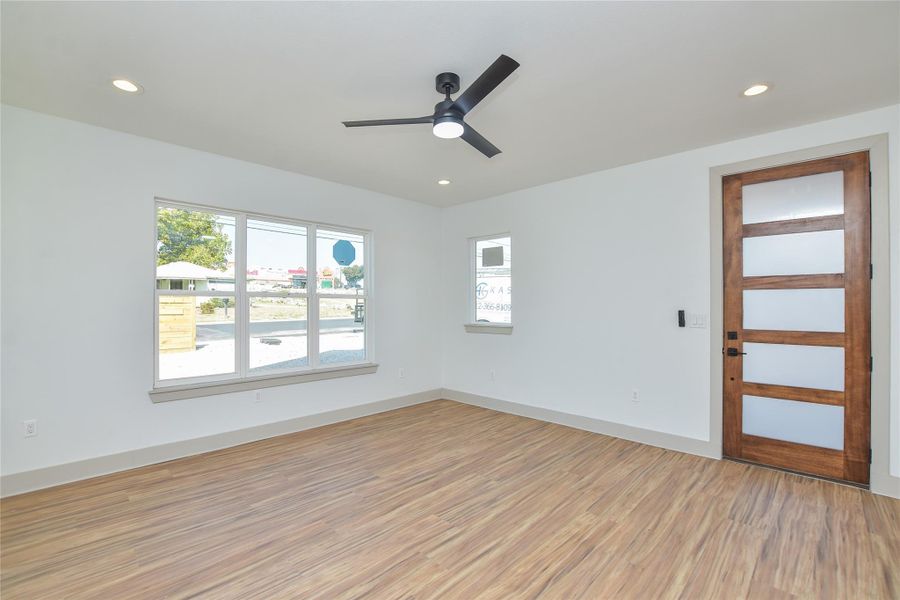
[433, 118, 464, 139]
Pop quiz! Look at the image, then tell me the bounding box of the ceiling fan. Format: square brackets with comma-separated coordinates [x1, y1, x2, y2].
[342, 54, 520, 158]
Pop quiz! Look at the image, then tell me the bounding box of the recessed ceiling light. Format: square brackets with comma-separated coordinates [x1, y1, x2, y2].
[437, 179, 451, 185]
[743, 84, 769, 97]
[112, 79, 142, 93]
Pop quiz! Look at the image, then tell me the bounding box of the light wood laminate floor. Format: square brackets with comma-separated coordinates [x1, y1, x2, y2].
[2, 400, 899, 599]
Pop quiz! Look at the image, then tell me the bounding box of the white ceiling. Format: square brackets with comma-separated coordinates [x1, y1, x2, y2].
[3, 1, 898, 207]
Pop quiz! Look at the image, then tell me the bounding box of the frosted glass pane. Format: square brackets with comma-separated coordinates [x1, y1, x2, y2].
[743, 395, 844, 450]
[743, 289, 844, 332]
[743, 230, 843, 276]
[743, 343, 843, 391]
[743, 171, 844, 224]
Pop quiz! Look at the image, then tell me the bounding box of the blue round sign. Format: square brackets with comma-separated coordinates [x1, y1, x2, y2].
[332, 239, 356, 266]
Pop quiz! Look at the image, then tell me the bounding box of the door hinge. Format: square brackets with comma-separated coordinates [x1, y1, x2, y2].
[869, 448, 872, 464]
[870, 263, 873, 279]
[869, 171, 872, 188]
[870, 356, 874, 371]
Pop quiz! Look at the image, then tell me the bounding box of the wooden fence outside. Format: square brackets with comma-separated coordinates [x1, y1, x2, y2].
[159, 296, 196, 353]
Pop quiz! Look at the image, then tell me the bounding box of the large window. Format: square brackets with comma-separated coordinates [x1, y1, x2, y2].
[155, 201, 369, 388]
[471, 234, 511, 325]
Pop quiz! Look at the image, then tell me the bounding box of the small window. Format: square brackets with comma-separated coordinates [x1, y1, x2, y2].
[471, 234, 511, 324]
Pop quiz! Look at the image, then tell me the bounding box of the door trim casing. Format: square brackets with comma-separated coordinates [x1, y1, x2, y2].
[709, 134, 896, 496]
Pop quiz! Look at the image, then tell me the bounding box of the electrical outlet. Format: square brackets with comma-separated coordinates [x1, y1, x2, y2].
[24, 419, 37, 437]
[398, 368, 405, 379]
[252, 391, 263, 404]
[631, 389, 640, 402]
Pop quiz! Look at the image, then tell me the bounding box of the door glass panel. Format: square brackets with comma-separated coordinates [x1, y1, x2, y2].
[743, 342, 844, 391]
[742, 395, 844, 450]
[742, 171, 844, 224]
[743, 289, 844, 332]
[743, 230, 844, 276]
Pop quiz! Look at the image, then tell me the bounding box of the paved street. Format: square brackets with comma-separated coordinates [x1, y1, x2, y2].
[198, 318, 359, 342]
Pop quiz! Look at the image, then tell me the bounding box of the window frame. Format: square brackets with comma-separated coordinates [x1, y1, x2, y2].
[153, 198, 372, 390]
[467, 232, 512, 332]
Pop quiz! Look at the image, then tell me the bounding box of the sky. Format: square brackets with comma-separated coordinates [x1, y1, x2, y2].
[217, 214, 364, 273]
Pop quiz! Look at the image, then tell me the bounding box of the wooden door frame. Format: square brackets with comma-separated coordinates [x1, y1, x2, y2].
[708, 134, 897, 495]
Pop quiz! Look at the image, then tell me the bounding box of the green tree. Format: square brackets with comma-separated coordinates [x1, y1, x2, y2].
[341, 264, 364, 288]
[157, 208, 232, 269]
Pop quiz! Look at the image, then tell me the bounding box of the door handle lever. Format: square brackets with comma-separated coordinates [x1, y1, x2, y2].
[726, 348, 746, 357]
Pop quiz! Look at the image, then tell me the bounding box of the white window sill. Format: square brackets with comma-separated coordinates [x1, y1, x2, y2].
[464, 323, 513, 335]
[149, 363, 379, 403]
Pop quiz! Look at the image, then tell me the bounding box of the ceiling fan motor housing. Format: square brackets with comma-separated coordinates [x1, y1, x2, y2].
[435, 72, 460, 95]
[433, 99, 463, 123]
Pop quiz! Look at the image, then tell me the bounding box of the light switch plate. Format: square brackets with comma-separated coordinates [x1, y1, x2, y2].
[689, 313, 708, 329]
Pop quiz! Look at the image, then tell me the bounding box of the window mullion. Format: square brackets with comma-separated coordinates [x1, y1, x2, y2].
[364, 231, 371, 363]
[236, 213, 248, 378]
[151, 289, 231, 297]
[308, 223, 319, 368]
[154, 288, 160, 386]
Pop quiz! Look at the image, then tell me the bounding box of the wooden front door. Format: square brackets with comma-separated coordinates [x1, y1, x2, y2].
[722, 152, 871, 485]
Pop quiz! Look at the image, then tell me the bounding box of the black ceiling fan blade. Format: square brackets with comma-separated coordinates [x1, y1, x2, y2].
[453, 54, 520, 115]
[342, 116, 433, 127]
[461, 123, 501, 158]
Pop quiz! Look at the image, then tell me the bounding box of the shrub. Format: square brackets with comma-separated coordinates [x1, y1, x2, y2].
[207, 298, 234, 309]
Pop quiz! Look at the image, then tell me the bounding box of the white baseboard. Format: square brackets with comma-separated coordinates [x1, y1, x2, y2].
[1, 389, 442, 498]
[8, 389, 893, 500]
[871, 468, 900, 499]
[442, 388, 720, 459]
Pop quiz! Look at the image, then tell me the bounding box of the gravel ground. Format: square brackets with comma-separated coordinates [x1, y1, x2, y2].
[158, 331, 365, 380]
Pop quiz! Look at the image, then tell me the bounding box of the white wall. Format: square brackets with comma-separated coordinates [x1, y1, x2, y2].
[441, 104, 900, 496]
[1, 105, 442, 477]
[3, 103, 899, 498]
[895, 103, 900, 479]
